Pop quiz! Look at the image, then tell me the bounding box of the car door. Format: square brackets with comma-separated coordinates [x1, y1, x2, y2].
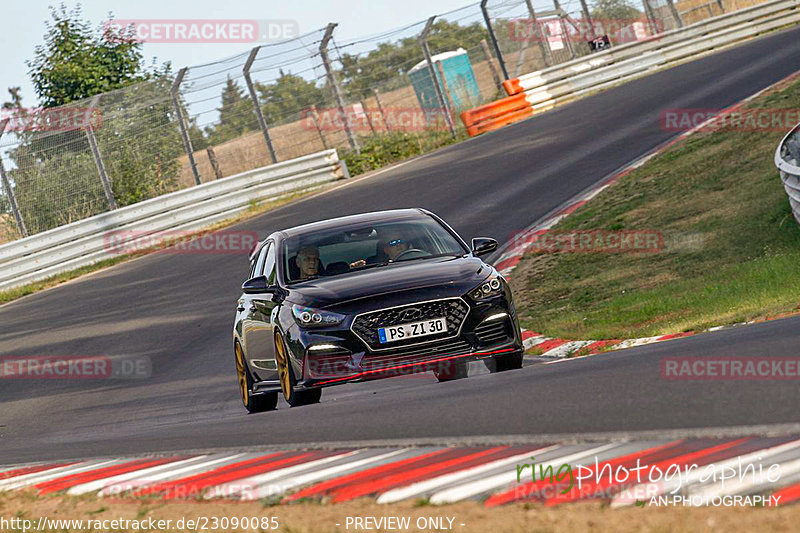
[240, 241, 279, 382]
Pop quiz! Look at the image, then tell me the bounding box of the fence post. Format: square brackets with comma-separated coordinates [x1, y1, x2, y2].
[480, 39, 503, 92]
[243, 46, 278, 164]
[578, 0, 594, 35]
[360, 100, 376, 135]
[372, 89, 391, 132]
[0, 119, 28, 237]
[85, 96, 118, 210]
[421, 16, 457, 137]
[480, 0, 510, 80]
[665, 0, 684, 27]
[716, 0, 726, 13]
[171, 68, 202, 186]
[320, 23, 359, 152]
[206, 146, 223, 179]
[553, 0, 576, 59]
[525, 0, 552, 67]
[642, 0, 660, 35]
[309, 105, 330, 148]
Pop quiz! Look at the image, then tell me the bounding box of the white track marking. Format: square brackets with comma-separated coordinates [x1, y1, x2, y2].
[0, 460, 121, 491]
[377, 446, 557, 504]
[691, 457, 800, 501]
[97, 454, 245, 496]
[242, 449, 414, 500]
[611, 439, 800, 507]
[67, 456, 202, 496]
[542, 341, 593, 358]
[429, 443, 619, 504]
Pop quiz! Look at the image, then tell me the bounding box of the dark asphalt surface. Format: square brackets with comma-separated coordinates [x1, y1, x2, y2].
[2, 28, 800, 463]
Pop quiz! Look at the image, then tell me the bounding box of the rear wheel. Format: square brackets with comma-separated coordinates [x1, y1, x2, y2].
[493, 350, 524, 372]
[434, 359, 468, 382]
[275, 331, 322, 406]
[235, 342, 278, 413]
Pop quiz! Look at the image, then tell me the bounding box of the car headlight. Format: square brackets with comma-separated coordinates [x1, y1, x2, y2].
[469, 275, 504, 301]
[291, 304, 346, 327]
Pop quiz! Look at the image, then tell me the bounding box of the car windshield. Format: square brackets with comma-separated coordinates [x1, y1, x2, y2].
[283, 217, 467, 284]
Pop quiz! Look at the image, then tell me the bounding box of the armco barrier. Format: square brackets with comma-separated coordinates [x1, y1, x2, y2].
[503, 0, 800, 110]
[0, 149, 346, 292]
[775, 123, 800, 224]
[459, 93, 533, 136]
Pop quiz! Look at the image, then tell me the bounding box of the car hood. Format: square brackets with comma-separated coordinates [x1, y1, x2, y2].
[285, 255, 491, 308]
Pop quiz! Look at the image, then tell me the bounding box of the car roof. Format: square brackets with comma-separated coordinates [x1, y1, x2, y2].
[277, 208, 431, 238]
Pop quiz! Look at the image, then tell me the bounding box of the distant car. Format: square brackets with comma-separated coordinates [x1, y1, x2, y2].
[232, 208, 524, 412]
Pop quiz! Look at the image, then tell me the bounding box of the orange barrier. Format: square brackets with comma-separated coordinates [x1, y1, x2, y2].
[459, 93, 532, 137]
[502, 78, 523, 96]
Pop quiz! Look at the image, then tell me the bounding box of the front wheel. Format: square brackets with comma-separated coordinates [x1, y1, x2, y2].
[235, 342, 278, 413]
[493, 350, 524, 372]
[275, 331, 322, 407]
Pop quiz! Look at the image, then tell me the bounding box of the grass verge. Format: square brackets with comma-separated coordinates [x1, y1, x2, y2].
[510, 75, 800, 340]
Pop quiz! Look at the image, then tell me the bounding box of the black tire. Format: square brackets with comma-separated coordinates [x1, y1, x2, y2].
[434, 359, 468, 382]
[235, 342, 278, 413]
[493, 350, 524, 372]
[275, 331, 323, 407]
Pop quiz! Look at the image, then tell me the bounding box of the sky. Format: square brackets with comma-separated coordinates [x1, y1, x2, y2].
[1, 0, 476, 108]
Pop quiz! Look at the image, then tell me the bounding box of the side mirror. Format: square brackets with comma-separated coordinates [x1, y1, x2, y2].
[241, 275, 274, 294]
[471, 237, 498, 257]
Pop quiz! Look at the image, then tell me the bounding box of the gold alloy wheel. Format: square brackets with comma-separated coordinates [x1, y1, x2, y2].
[275, 332, 292, 402]
[234, 342, 249, 406]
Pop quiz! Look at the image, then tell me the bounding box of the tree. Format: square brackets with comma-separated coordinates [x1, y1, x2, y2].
[590, 0, 643, 20]
[256, 71, 324, 124]
[205, 77, 258, 146]
[27, 4, 158, 108]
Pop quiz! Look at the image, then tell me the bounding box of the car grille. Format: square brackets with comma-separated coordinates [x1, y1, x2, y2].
[475, 318, 511, 346]
[351, 298, 469, 351]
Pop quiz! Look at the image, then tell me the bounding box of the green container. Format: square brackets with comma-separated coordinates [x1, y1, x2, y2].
[408, 48, 481, 116]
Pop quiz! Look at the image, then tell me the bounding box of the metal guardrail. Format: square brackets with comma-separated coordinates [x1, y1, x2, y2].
[0, 149, 346, 292]
[505, 0, 800, 109]
[775, 124, 800, 224]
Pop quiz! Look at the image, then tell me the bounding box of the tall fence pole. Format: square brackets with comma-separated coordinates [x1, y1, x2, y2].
[524, 0, 552, 67]
[243, 46, 278, 164]
[0, 119, 28, 237]
[421, 16, 457, 137]
[665, 0, 685, 28]
[480, 0, 509, 80]
[320, 23, 359, 152]
[579, 0, 594, 35]
[553, 0, 576, 59]
[480, 39, 503, 91]
[372, 89, 392, 132]
[171, 68, 202, 186]
[642, 0, 660, 35]
[85, 96, 118, 210]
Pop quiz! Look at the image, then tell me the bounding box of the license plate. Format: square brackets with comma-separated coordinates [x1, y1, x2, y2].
[378, 317, 447, 344]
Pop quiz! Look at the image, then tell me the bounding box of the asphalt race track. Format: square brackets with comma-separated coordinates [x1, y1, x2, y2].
[2, 27, 800, 463]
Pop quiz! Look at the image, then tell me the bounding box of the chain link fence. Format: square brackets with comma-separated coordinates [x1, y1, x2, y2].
[0, 0, 772, 244]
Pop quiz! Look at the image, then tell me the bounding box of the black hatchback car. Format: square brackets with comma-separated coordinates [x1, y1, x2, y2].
[233, 208, 524, 412]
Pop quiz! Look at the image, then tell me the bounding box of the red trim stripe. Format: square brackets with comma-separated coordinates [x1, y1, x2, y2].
[36, 458, 184, 495]
[657, 332, 694, 341]
[772, 482, 800, 505]
[284, 449, 453, 502]
[0, 463, 76, 481]
[583, 340, 621, 354]
[331, 447, 525, 503]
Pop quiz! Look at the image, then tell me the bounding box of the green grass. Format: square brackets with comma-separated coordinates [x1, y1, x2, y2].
[509, 77, 800, 340]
